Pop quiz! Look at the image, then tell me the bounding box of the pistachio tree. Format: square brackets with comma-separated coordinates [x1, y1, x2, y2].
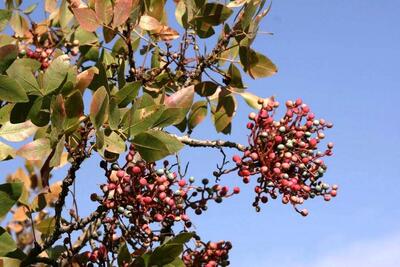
[0, 0, 338, 266]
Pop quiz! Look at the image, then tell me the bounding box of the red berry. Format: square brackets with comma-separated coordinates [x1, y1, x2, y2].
[132, 166, 141, 174]
[232, 155, 242, 163]
[139, 178, 147, 186]
[233, 187, 240, 194]
[330, 190, 337, 197]
[154, 214, 163, 222]
[116, 170, 125, 178]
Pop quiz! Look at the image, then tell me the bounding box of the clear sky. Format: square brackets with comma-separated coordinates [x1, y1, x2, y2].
[1, 1, 400, 266]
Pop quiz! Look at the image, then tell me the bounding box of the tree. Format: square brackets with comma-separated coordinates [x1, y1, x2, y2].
[0, 0, 338, 266]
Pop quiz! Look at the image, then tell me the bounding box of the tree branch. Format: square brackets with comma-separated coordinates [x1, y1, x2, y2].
[173, 135, 246, 152]
[21, 158, 85, 266]
[60, 207, 104, 233]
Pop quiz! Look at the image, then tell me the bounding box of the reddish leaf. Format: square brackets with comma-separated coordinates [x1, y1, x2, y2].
[164, 86, 194, 109]
[90, 86, 109, 129]
[76, 67, 99, 93]
[154, 25, 180, 41]
[112, 0, 133, 28]
[95, 0, 113, 25]
[72, 8, 100, 32]
[16, 138, 52, 161]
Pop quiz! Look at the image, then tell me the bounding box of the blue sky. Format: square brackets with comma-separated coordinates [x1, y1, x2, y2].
[182, 1, 400, 266]
[2, 0, 400, 266]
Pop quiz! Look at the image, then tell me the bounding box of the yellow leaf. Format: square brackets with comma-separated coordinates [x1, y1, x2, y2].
[76, 67, 99, 93]
[139, 15, 163, 31]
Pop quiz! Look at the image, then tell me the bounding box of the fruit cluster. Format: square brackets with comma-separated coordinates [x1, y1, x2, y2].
[86, 245, 107, 264]
[22, 47, 54, 69]
[182, 240, 232, 267]
[19, 39, 79, 70]
[93, 145, 240, 248]
[232, 98, 338, 215]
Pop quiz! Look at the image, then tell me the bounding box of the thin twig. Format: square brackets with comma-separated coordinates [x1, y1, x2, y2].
[172, 134, 246, 151]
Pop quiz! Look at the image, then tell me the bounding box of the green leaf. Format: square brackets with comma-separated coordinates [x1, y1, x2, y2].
[90, 86, 109, 129]
[103, 26, 117, 43]
[0, 141, 15, 161]
[35, 217, 56, 235]
[163, 257, 185, 267]
[50, 95, 66, 130]
[0, 75, 29, 103]
[16, 138, 52, 161]
[60, 0, 74, 31]
[80, 45, 100, 62]
[239, 91, 262, 109]
[0, 104, 12, 124]
[65, 90, 84, 118]
[0, 182, 23, 217]
[0, 121, 38, 142]
[73, 27, 98, 45]
[88, 62, 108, 91]
[239, 47, 277, 79]
[6, 58, 41, 95]
[50, 135, 65, 167]
[149, 233, 194, 266]
[10, 101, 34, 124]
[188, 101, 207, 131]
[175, 0, 187, 28]
[114, 81, 141, 107]
[212, 94, 236, 133]
[112, 37, 128, 56]
[103, 132, 126, 154]
[166, 232, 194, 245]
[193, 20, 215, 38]
[153, 108, 187, 128]
[9, 12, 28, 37]
[28, 96, 51, 127]
[149, 244, 183, 266]
[227, 63, 244, 88]
[0, 9, 12, 32]
[194, 81, 218, 96]
[155, 86, 194, 127]
[0, 227, 25, 259]
[46, 245, 66, 261]
[195, 3, 233, 26]
[44, 55, 75, 95]
[23, 3, 38, 14]
[117, 59, 126, 88]
[0, 45, 18, 73]
[117, 242, 132, 267]
[132, 130, 183, 162]
[122, 104, 165, 138]
[108, 98, 120, 130]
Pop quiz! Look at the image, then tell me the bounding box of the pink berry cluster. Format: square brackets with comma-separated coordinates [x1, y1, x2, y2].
[92, 145, 240, 248]
[85, 245, 107, 264]
[232, 98, 338, 215]
[182, 240, 232, 267]
[24, 47, 54, 69]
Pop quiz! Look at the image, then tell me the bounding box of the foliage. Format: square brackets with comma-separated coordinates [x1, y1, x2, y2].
[0, 0, 337, 266]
